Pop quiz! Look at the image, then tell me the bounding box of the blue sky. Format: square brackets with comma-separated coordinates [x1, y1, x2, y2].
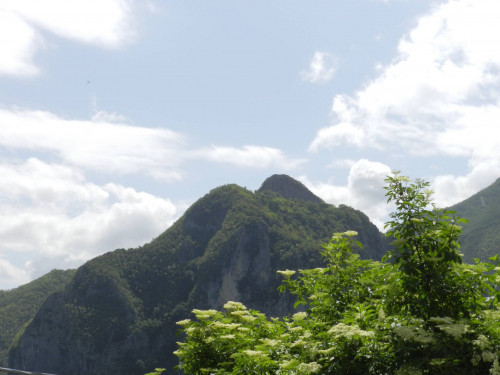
[1, 0, 499, 289]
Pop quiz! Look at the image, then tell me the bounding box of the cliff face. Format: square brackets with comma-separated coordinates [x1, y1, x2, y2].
[10, 176, 389, 375]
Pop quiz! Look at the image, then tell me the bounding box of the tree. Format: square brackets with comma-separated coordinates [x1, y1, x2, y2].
[168, 173, 500, 375]
[383, 172, 486, 319]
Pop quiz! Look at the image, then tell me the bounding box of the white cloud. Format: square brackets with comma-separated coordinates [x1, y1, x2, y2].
[0, 0, 140, 76]
[432, 157, 500, 207]
[5, 0, 136, 47]
[0, 9, 42, 76]
[0, 108, 185, 181]
[310, 0, 500, 203]
[91, 110, 128, 123]
[0, 158, 182, 285]
[0, 257, 30, 290]
[301, 52, 338, 84]
[301, 159, 392, 229]
[197, 145, 306, 170]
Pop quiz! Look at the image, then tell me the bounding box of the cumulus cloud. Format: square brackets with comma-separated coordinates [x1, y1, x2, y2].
[310, 0, 500, 205]
[301, 159, 392, 229]
[0, 0, 141, 76]
[197, 145, 306, 170]
[0, 158, 182, 286]
[0, 108, 185, 181]
[301, 52, 338, 84]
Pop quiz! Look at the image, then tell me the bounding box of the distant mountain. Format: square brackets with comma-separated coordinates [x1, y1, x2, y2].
[449, 177, 500, 262]
[9, 176, 388, 375]
[0, 269, 75, 366]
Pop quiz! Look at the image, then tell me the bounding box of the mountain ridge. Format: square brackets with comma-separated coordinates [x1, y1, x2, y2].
[9, 176, 388, 375]
[6, 175, 500, 374]
[449, 177, 500, 262]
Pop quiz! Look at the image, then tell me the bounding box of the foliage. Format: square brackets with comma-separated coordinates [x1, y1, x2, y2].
[144, 369, 166, 375]
[384, 174, 472, 319]
[173, 173, 500, 375]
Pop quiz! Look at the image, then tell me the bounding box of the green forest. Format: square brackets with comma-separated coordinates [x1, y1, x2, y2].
[0, 269, 75, 365]
[166, 173, 500, 375]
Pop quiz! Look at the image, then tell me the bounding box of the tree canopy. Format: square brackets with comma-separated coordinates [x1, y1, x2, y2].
[163, 173, 500, 375]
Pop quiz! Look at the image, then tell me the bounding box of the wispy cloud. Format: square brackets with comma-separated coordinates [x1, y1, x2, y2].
[309, 0, 500, 205]
[0, 107, 306, 179]
[196, 145, 306, 170]
[301, 52, 338, 84]
[0, 108, 186, 181]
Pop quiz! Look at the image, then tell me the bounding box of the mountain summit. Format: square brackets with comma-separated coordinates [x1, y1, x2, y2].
[257, 174, 323, 204]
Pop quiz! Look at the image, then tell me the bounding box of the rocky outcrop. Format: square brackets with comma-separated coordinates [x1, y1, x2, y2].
[201, 220, 295, 317]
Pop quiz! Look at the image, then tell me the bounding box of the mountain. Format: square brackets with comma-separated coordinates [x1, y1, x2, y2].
[0, 269, 76, 366]
[449, 177, 500, 262]
[9, 176, 388, 375]
[257, 174, 324, 203]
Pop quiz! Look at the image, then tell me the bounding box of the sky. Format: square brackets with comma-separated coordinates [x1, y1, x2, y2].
[1, 0, 500, 289]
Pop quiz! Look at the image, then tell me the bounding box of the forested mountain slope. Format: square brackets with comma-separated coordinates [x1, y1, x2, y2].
[0, 269, 75, 366]
[449, 177, 500, 262]
[9, 175, 388, 375]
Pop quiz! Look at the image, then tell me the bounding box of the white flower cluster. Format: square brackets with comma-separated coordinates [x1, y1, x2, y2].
[328, 323, 374, 339]
[223, 301, 247, 311]
[277, 269, 296, 278]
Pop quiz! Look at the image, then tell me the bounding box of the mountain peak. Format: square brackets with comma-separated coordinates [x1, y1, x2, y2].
[257, 174, 323, 204]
